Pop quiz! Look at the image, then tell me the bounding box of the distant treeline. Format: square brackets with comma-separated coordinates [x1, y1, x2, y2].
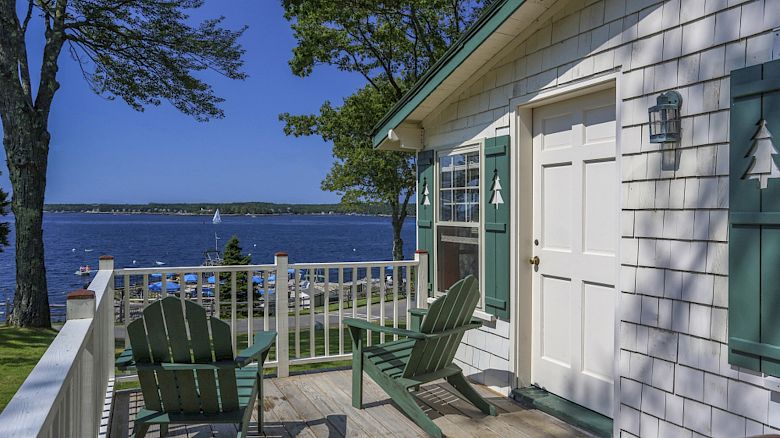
[44, 202, 414, 217]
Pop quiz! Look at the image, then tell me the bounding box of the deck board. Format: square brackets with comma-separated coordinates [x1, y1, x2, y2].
[111, 370, 595, 437]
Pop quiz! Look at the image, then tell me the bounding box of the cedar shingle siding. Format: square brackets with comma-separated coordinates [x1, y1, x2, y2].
[419, 0, 780, 435]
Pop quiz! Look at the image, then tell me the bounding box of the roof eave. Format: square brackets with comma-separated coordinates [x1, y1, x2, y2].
[371, 0, 527, 148]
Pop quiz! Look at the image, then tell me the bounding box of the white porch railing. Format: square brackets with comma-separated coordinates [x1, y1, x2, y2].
[0, 251, 430, 437]
[113, 251, 429, 377]
[0, 256, 116, 437]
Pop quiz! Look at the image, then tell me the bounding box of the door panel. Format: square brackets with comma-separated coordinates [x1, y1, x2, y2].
[531, 88, 617, 418]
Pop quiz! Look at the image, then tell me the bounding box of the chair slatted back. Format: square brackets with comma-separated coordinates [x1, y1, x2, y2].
[402, 276, 480, 378]
[127, 297, 239, 414]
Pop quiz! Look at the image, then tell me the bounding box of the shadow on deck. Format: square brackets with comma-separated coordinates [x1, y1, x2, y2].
[110, 369, 593, 437]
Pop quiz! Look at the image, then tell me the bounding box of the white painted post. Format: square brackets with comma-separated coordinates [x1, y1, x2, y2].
[415, 250, 429, 310]
[275, 252, 290, 378]
[67, 289, 96, 320]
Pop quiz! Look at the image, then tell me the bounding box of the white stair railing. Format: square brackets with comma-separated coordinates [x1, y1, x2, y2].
[0, 256, 116, 438]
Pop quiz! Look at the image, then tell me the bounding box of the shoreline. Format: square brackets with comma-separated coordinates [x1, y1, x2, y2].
[43, 211, 395, 218]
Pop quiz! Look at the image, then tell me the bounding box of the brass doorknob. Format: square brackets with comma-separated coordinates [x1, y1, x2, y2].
[529, 256, 540, 266]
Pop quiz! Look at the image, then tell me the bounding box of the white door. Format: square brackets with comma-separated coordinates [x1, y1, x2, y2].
[530, 89, 618, 417]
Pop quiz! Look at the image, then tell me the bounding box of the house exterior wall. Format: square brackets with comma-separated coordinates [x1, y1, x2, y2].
[417, 0, 780, 435]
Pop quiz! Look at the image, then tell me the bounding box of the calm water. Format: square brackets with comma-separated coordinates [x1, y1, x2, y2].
[0, 213, 416, 308]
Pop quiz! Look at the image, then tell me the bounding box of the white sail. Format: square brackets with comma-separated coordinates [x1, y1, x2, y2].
[212, 209, 222, 224]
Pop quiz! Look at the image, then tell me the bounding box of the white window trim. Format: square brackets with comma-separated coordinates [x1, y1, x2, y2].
[432, 140, 488, 316]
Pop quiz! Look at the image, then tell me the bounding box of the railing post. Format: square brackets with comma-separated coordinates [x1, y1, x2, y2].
[67, 289, 96, 320]
[415, 250, 429, 309]
[275, 252, 290, 378]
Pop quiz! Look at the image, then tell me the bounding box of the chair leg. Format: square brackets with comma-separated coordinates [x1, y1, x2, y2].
[258, 373, 264, 434]
[351, 347, 363, 409]
[131, 422, 150, 438]
[159, 424, 169, 436]
[446, 372, 497, 416]
[389, 386, 443, 438]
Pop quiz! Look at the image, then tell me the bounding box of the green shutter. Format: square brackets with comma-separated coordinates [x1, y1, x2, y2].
[729, 59, 780, 376]
[483, 135, 511, 320]
[417, 150, 435, 295]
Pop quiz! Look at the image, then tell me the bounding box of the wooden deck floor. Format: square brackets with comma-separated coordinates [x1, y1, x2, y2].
[110, 370, 594, 437]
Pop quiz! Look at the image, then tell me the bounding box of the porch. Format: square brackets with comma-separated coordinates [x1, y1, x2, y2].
[111, 369, 592, 438]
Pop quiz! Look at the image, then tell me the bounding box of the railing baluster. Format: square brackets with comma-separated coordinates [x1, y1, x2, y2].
[231, 272, 237, 353]
[161, 274, 167, 303]
[196, 273, 203, 305]
[309, 268, 315, 357]
[380, 266, 386, 344]
[143, 274, 149, 309]
[406, 265, 412, 325]
[294, 268, 300, 358]
[214, 270, 221, 319]
[366, 266, 372, 347]
[123, 274, 130, 347]
[247, 269, 253, 347]
[323, 268, 329, 357]
[178, 271, 185, 306]
[263, 271, 269, 332]
[393, 266, 399, 340]
[352, 268, 358, 319]
[338, 267, 344, 355]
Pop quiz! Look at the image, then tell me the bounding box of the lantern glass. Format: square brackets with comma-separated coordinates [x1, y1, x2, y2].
[648, 91, 682, 143]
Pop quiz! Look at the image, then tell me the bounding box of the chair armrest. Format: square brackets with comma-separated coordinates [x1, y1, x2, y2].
[116, 347, 135, 371]
[344, 318, 426, 339]
[136, 361, 237, 371]
[409, 308, 429, 332]
[424, 322, 482, 340]
[235, 331, 276, 368]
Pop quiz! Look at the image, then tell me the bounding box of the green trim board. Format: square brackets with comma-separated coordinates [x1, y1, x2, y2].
[371, 0, 528, 147]
[511, 386, 613, 438]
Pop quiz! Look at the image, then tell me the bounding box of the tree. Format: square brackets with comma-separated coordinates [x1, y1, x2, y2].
[223, 235, 251, 266]
[744, 119, 780, 189]
[0, 0, 247, 328]
[280, 0, 485, 260]
[0, 172, 8, 250]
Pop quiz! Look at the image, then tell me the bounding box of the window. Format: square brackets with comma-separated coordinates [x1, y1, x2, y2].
[436, 148, 480, 293]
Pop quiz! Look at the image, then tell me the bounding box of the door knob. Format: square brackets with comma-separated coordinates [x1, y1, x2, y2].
[529, 256, 540, 266]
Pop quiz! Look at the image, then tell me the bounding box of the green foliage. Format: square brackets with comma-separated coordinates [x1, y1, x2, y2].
[43, 202, 413, 216]
[279, 0, 485, 259]
[63, 0, 247, 121]
[223, 235, 251, 266]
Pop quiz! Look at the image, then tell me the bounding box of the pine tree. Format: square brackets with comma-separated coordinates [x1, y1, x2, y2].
[489, 172, 504, 208]
[223, 236, 251, 266]
[744, 119, 780, 189]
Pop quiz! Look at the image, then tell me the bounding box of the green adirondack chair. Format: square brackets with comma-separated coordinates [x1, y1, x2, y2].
[345, 275, 496, 438]
[116, 297, 275, 438]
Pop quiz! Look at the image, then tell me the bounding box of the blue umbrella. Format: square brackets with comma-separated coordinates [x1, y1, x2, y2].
[207, 275, 216, 284]
[184, 273, 198, 283]
[150, 273, 173, 280]
[149, 281, 180, 292]
[252, 275, 264, 285]
[202, 287, 214, 297]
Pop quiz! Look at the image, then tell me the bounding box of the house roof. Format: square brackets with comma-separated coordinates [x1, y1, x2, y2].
[372, 0, 549, 149]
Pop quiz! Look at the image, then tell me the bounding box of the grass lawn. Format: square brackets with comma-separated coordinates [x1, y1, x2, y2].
[0, 326, 58, 413]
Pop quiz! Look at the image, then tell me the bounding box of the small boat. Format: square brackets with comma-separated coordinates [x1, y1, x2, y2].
[74, 266, 92, 276]
[84, 249, 94, 252]
[155, 261, 165, 266]
[212, 209, 222, 224]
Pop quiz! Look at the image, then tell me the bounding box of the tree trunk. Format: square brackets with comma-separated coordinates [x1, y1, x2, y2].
[391, 213, 405, 261]
[4, 114, 51, 328]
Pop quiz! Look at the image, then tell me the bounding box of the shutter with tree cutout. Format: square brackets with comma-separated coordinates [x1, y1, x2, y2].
[417, 150, 435, 295]
[484, 135, 511, 320]
[729, 59, 780, 376]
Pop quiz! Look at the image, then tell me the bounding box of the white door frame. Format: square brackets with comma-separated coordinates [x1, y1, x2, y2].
[508, 71, 622, 427]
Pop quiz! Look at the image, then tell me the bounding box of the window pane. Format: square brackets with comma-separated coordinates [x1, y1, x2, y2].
[439, 149, 479, 223]
[437, 226, 479, 292]
[454, 169, 466, 187]
[441, 171, 452, 188]
[455, 204, 466, 222]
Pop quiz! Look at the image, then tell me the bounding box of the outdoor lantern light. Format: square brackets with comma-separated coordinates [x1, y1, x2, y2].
[648, 91, 682, 143]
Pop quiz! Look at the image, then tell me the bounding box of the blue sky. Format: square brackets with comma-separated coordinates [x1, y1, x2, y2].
[0, 1, 365, 204]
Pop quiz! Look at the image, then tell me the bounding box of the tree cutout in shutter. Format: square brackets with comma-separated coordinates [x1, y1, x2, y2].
[743, 119, 780, 189]
[421, 178, 431, 206]
[489, 170, 504, 209]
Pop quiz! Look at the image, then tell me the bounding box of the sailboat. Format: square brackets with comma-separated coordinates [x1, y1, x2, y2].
[212, 209, 222, 224]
